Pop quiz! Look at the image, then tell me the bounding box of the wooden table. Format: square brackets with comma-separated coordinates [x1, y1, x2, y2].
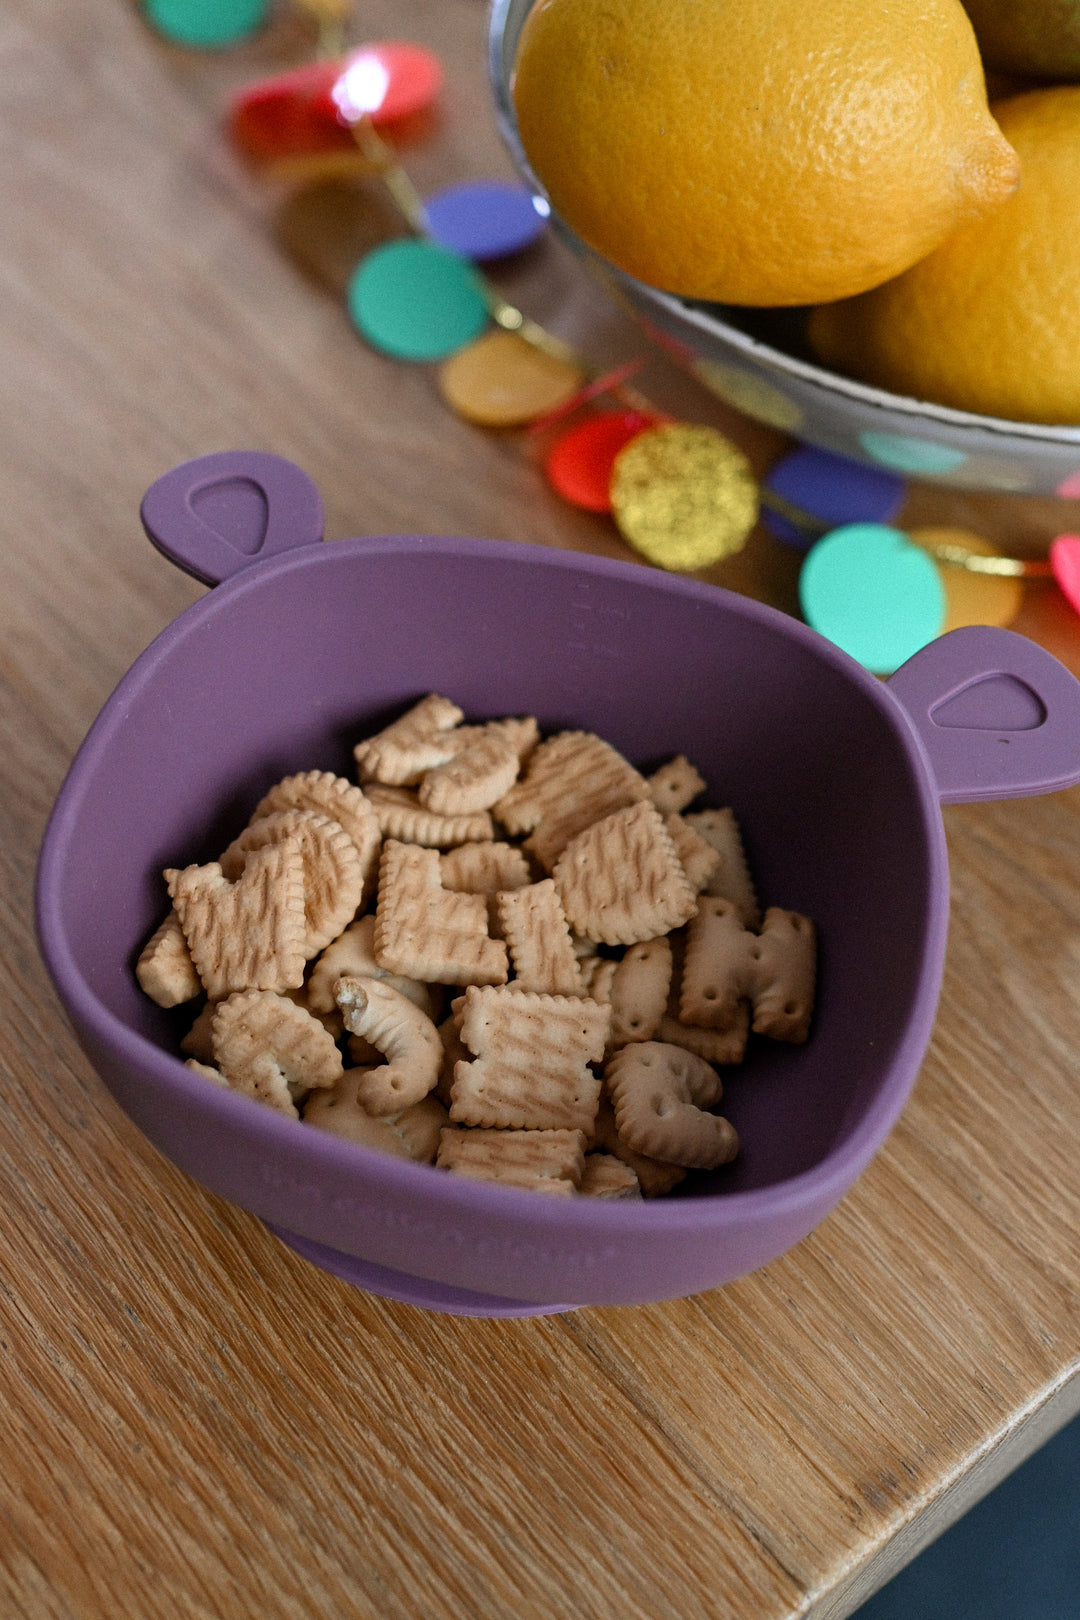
[5, 3, 1080, 1614]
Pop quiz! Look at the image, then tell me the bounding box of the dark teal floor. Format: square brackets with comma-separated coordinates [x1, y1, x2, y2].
[851, 1410, 1080, 1619]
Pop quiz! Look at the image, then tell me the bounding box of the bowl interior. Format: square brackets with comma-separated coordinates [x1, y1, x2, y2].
[44, 537, 940, 1200]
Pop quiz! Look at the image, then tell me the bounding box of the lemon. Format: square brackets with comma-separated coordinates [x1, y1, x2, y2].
[808, 88, 1080, 425]
[512, 0, 1019, 307]
[960, 0, 1080, 79]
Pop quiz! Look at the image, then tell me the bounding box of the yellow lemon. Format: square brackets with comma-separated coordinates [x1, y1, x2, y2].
[808, 88, 1080, 424]
[511, 0, 1019, 307]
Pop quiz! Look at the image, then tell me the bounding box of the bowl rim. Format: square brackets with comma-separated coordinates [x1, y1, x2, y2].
[35, 531, 951, 1240]
[487, 0, 1080, 448]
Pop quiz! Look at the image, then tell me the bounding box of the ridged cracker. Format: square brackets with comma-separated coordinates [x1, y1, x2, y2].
[307, 914, 440, 1021]
[434, 1009, 469, 1107]
[166, 839, 307, 999]
[683, 807, 760, 927]
[353, 693, 465, 785]
[553, 800, 698, 946]
[218, 809, 366, 959]
[418, 727, 521, 815]
[606, 1041, 738, 1170]
[250, 769, 381, 901]
[437, 1126, 586, 1195]
[185, 1058, 230, 1089]
[579, 1153, 642, 1199]
[364, 784, 494, 849]
[304, 1076, 447, 1162]
[665, 813, 723, 893]
[647, 755, 706, 816]
[439, 840, 532, 896]
[136, 909, 203, 1007]
[210, 989, 344, 1115]
[450, 984, 609, 1131]
[578, 955, 618, 1003]
[495, 879, 583, 996]
[373, 839, 508, 987]
[494, 730, 652, 870]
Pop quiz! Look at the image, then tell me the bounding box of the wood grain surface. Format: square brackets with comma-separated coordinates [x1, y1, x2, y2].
[4, 2, 1080, 1615]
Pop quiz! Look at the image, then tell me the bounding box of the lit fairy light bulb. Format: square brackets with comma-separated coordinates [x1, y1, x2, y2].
[332, 53, 392, 122]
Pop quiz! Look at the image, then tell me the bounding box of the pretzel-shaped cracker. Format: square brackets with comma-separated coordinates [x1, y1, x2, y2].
[605, 1041, 738, 1169]
[334, 974, 443, 1114]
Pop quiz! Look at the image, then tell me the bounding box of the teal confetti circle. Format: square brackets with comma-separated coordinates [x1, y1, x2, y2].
[144, 0, 267, 47]
[347, 240, 489, 362]
[799, 523, 946, 675]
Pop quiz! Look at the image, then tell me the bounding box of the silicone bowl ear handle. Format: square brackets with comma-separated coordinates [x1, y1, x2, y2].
[140, 451, 325, 586]
[886, 624, 1080, 804]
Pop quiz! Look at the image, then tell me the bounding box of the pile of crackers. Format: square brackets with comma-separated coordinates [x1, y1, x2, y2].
[137, 695, 816, 1200]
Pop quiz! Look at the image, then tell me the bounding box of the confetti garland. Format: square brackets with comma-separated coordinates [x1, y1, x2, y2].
[143, 0, 1080, 675]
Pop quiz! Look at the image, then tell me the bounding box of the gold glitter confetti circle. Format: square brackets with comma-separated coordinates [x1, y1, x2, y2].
[910, 526, 1023, 633]
[610, 423, 759, 571]
[438, 329, 584, 428]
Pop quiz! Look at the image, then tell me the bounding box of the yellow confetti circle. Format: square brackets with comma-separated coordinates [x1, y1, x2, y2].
[438, 329, 584, 428]
[610, 423, 759, 571]
[909, 526, 1023, 632]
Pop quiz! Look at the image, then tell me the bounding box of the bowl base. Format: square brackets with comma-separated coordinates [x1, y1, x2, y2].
[266, 1224, 579, 1317]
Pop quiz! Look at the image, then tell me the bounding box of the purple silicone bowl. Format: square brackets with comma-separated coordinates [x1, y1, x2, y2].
[35, 452, 1080, 1316]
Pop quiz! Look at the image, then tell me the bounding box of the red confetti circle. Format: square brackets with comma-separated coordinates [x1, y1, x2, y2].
[229, 41, 442, 165]
[544, 411, 654, 512]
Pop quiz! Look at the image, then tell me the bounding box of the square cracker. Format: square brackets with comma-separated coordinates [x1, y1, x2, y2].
[495, 879, 583, 996]
[373, 839, 508, 987]
[494, 730, 652, 871]
[437, 1126, 586, 1195]
[553, 800, 698, 946]
[450, 984, 609, 1131]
